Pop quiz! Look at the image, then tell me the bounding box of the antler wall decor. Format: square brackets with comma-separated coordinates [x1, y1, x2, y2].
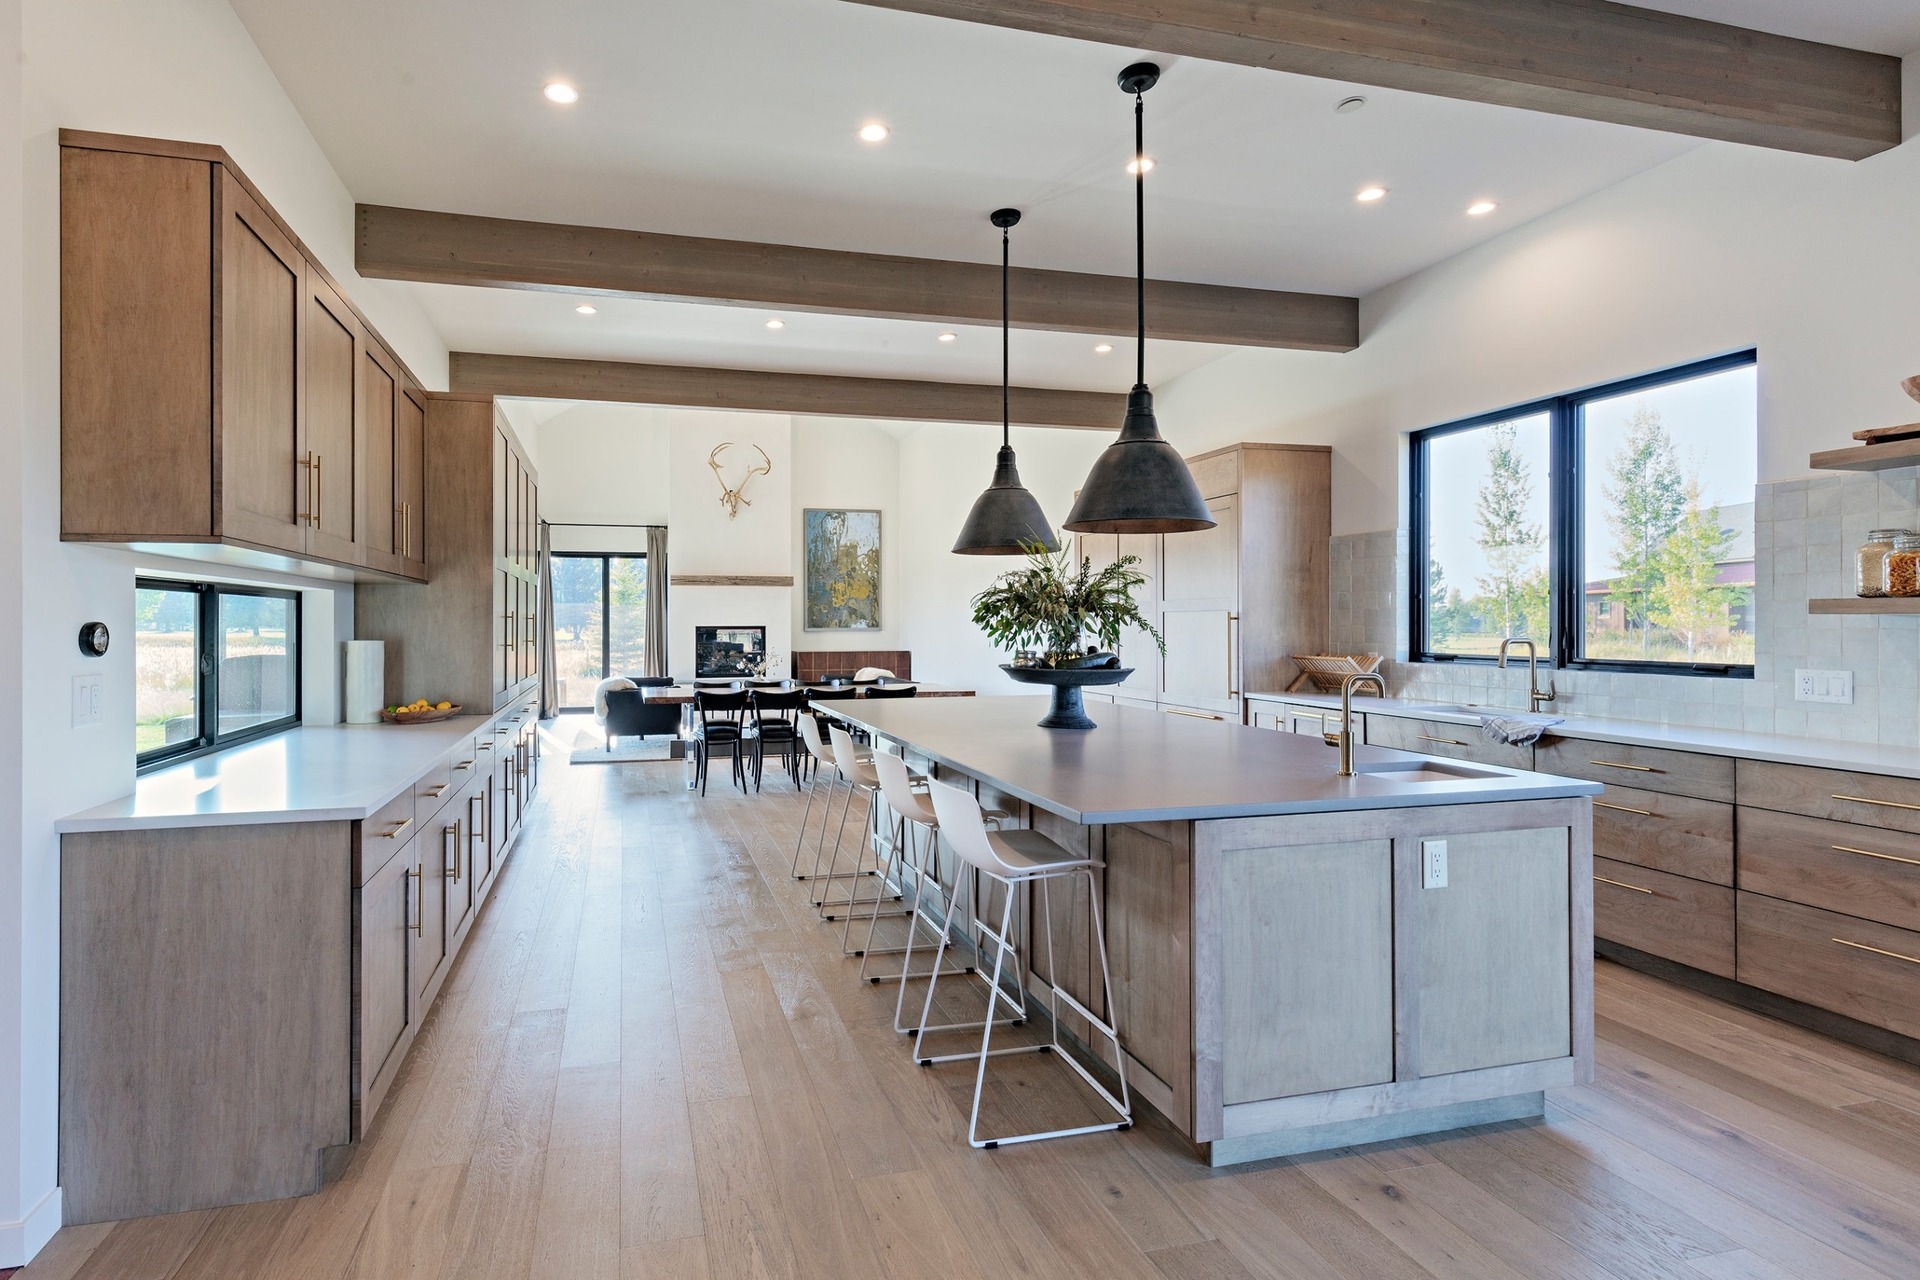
[708, 443, 773, 519]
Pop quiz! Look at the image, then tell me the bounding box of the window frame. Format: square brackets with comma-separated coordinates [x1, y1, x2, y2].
[136, 577, 303, 771]
[1409, 350, 1758, 679]
[550, 551, 647, 712]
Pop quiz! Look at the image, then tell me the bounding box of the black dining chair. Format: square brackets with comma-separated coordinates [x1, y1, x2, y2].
[692, 689, 752, 796]
[748, 688, 810, 791]
[861, 684, 919, 699]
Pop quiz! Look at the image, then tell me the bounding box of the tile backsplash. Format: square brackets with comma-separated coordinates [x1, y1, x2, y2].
[1325, 471, 1920, 746]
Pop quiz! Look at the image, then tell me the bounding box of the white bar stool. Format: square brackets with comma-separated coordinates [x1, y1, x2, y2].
[790, 712, 860, 883]
[918, 779, 1132, 1149]
[816, 722, 910, 932]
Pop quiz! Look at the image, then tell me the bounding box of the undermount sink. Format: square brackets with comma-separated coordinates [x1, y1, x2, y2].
[1352, 758, 1501, 784]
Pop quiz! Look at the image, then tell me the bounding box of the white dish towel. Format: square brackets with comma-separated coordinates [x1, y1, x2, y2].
[1479, 714, 1565, 746]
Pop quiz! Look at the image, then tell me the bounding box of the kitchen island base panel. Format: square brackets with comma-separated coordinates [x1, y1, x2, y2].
[1207, 1091, 1545, 1167]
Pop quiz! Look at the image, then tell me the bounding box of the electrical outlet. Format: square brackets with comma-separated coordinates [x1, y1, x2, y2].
[1794, 669, 1854, 704]
[72, 674, 103, 727]
[1422, 838, 1448, 890]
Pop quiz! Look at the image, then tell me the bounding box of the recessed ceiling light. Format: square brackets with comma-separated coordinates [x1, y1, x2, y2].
[543, 82, 579, 105]
[858, 122, 890, 143]
[1094, 343, 1113, 354]
[574, 304, 597, 315]
[1356, 186, 1388, 203]
[765, 318, 785, 330]
[1335, 96, 1367, 114]
[937, 332, 958, 343]
[1467, 200, 1499, 217]
[1127, 155, 1155, 175]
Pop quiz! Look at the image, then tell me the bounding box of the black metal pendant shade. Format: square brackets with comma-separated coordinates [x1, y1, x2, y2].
[952, 444, 1058, 554]
[1062, 61, 1215, 536]
[952, 207, 1061, 555]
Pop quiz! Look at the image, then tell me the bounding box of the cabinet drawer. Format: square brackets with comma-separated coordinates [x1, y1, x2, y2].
[446, 734, 483, 789]
[413, 757, 456, 828]
[1534, 737, 1732, 802]
[1592, 856, 1735, 978]
[1161, 702, 1232, 724]
[1738, 760, 1920, 836]
[1737, 892, 1920, 1040]
[1737, 808, 1920, 933]
[357, 786, 416, 883]
[1364, 714, 1532, 772]
[1591, 785, 1732, 885]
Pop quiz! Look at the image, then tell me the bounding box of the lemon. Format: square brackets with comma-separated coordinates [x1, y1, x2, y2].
[436, 701, 452, 711]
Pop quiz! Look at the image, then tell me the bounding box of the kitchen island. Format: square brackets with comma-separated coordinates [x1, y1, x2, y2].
[830, 695, 1601, 1165]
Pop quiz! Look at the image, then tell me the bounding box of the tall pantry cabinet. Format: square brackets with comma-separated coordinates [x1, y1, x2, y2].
[1078, 442, 1331, 723]
[357, 396, 541, 715]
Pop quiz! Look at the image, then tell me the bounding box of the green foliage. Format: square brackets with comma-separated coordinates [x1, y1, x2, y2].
[1649, 479, 1742, 659]
[971, 544, 1164, 668]
[1603, 403, 1686, 653]
[1473, 422, 1544, 640]
[1426, 559, 1458, 646]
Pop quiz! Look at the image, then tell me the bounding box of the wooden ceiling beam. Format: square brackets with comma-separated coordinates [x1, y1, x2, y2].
[448, 352, 1128, 430]
[838, 0, 1901, 161]
[359, 204, 1359, 353]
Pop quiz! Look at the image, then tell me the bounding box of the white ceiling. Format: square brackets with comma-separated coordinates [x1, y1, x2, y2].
[1628, 1, 1920, 55]
[226, 0, 1903, 396]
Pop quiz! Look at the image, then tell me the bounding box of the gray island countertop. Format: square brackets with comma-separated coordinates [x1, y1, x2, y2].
[828, 696, 1599, 825]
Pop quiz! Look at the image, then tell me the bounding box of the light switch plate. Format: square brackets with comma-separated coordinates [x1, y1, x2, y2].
[72, 674, 103, 727]
[1421, 838, 1448, 890]
[1794, 669, 1854, 704]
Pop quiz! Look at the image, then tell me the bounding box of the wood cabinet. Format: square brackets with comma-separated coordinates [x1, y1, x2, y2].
[358, 397, 540, 713]
[60, 130, 426, 582]
[357, 834, 418, 1126]
[1592, 855, 1736, 979]
[1076, 442, 1330, 725]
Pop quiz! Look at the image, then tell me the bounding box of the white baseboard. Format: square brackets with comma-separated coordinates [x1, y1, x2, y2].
[0, 1184, 63, 1267]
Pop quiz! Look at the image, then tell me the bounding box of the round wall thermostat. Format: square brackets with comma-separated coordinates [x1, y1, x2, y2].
[78, 621, 110, 656]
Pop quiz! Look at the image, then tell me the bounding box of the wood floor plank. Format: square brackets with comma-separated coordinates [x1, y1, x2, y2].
[342, 1163, 464, 1280]
[687, 1095, 802, 1280]
[621, 1237, 711, 1280]
[1686, 1249, 1811, 1280]
[167, 1199, 298, 1280]
[530, 1142, 621, 1280]
[67, 1211, 212, 1280]
[1293, 1153, 1534, 1280]
[851, 1169, 983, 1280]
[1148, 1238, 1264, 1280]
[1240, 1164, 1436, 1280]
[15, 1222, 113, 1280]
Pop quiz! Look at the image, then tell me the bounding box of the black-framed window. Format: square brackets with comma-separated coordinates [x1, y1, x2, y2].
[136, 578, 302, 769]
[1411, 351, 1757, 676]
[551, 553, 648, 710]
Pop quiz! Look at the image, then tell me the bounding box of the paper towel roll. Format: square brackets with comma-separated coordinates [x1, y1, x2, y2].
[344, 640, 385, 724]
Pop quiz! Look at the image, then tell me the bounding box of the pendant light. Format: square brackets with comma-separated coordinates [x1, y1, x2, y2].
[1064, 63, 1215, 535]
[951, 207, 1062, 555]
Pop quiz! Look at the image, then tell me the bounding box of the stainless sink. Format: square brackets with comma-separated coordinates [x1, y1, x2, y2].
[1353, 758, 1501, 784]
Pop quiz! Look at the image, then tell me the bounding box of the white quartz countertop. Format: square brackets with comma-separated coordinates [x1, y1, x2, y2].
[828, 697, 1599, 825]
[1251, 691, 1920, 780]
[58, 718, 496, 833]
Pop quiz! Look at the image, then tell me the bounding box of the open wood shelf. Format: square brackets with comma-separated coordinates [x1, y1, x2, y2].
[1808, 596, 1920, 615]
[1809, 438, 1920, 473]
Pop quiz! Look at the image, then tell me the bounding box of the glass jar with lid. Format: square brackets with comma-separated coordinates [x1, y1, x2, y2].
[1889, 534, 1920, 598]
[1857, 529, 1910, 597]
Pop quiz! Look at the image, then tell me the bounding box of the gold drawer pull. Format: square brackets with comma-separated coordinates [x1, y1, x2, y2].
[1165, 708, 1222, 721]
[1833, 937, 1920, 967]
[423, 784, 449, 798]
[1832, 843, 1920, 868]
[1833, 793, 1920, 813]
[454, 759, 475, 770]
[1419, 734, 1469, 747]
[1594, 874, 1655, 895]
[1591, 759, 1657, 772]
[382, 817, 413, 838]
[1594, 800, 1655, 817]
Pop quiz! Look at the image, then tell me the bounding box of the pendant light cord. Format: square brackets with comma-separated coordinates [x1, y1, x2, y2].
[1002, 221, 1011, 449]
[1134, 89, 1146, 389]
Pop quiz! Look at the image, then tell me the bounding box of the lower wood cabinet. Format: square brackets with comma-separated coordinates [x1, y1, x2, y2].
[1590, 784, 1733, 885]
[1363, 712, 1533, 771]
[1738, 806, 1920, 933]
[357, 835, 418, 1129]
[1737, 892, 1920, 1041]
[1592, 855, 1735, 979]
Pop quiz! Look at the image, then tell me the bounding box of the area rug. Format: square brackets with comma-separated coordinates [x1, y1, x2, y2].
[568, 737, 677, 764]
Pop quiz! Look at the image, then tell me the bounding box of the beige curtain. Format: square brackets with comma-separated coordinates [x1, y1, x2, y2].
[645, 525, 669, 678]
[537, 521, 558, 716]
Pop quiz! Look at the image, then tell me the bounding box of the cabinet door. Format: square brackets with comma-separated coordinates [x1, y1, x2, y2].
[395, 385, 427, 574]
[451, 788, 482, 940]
[361, 345, 397, 565]
[303, 270, 362, 563]
[494, 569, 511, 696]
[216, 171, 307, 554]
[1160, 495, 1239, 715]
[494, 427, 510, 564]
[416, 814, 456, 1004]
[359, 838, 416, 1115]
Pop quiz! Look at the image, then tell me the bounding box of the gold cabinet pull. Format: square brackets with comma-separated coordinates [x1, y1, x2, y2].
[1225, 612, 1239, 698]
[1833, 937, 1920, 967]
[1419, 734, 1469, 747]
[1590, 759, 1657, 772]
[423, 783, 449, 798]
[445, 825, 461, 883]
[1831, 843, 1920, 868]
[406, 867, 422, 936]
[313, 453, 323, 525]
[1594, 874, 1655, 895]
[1594, 800, 1655, 817]
[453, 759, 474, 771]
[1833, 793, 1920, 813]
[382, 816, 413, 839]
[299, 452, 316, 527]
[1165, 707, 1221, 721]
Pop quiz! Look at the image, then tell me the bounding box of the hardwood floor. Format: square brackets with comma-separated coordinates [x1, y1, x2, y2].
[28, 728, 1920, 1279]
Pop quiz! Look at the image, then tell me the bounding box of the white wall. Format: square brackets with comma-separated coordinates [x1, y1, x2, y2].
[791, 417, 900, 652]
[6, 0, 451, 1259]
[897, 424, 1110, 693]
[1157, 137, 1920, 536]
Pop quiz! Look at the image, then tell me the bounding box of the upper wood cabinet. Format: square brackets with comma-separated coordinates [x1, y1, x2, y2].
[60, 131, 427, 582]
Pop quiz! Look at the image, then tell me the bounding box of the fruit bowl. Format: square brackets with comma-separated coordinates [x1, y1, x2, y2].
[380, 703, 463, 724]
